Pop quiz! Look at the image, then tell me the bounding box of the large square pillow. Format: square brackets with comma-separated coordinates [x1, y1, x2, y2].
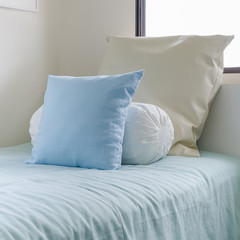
[26, 70, 143, 169]
[98, 35, 233, 157]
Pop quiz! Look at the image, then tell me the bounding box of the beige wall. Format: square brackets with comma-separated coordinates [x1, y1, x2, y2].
[198, 82, 240, 158]
[0, 0, 61, 147]
[0, 0, 135, 147]
[59, 0, 135, 76]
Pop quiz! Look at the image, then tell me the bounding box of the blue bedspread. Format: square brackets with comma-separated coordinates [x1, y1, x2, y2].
[0, 143, 240, 240]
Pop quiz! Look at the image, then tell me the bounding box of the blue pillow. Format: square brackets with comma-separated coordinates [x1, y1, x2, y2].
[26, 70, 143, 170]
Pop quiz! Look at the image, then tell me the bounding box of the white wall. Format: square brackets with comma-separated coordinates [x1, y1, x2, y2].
[0, 0, 135, 147]
[0, 0, 61, 147]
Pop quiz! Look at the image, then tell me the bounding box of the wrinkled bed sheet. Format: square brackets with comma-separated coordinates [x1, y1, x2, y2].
[0, 143, 240, 240]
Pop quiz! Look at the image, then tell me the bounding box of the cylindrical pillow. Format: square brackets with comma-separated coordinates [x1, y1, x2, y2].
[29, 105, 43, 146]
[122, 102, 174, 165]
[29, 102, 174, 165]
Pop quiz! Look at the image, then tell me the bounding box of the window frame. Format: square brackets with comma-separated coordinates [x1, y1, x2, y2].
[135, 0, 240, 74]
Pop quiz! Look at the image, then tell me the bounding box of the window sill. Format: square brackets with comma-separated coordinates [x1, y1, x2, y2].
[223, 72, 240, 85]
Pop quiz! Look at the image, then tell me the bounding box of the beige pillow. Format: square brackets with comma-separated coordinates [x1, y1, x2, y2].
[98, 35, 233, 157]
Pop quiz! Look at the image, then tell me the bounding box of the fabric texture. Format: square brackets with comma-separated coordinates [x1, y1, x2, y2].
[26, 71, 143, 170]
[98, 35, 234, 157]
[29, 105, 43, 145]
[122, 102, 174, 165]
[1, 143, 240, 240]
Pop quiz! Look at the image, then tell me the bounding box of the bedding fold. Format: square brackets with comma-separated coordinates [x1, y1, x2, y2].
[0, 144, 240, 240]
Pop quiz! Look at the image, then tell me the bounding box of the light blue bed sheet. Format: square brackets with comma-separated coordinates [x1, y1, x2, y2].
[0, 143, 240, 240]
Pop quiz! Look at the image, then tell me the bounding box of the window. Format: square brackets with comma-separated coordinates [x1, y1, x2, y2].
[136, 0, 240, 73]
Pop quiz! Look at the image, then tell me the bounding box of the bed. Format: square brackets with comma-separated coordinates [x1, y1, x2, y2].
[1, 143, 240, 240]
[1, 35, 240, 240]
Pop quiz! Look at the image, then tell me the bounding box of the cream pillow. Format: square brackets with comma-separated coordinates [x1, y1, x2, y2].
[122, 102, 174, 165]
[98, 35, 233, 157]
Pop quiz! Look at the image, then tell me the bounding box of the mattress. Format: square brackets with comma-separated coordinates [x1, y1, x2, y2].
[0, 143, 240, 240]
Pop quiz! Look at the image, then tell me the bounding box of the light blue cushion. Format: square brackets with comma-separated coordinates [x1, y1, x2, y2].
[26, 70, 143, 170]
